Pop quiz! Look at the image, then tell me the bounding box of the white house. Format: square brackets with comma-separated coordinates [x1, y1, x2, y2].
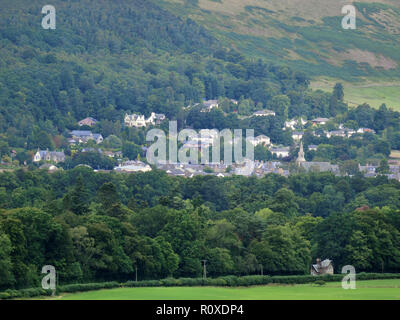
[125, 114, 146, 127]
[270, 147, 290, 158]
[114, 161, 152, 173]
[312, 118, 330, 126]
[124, 112, 166, 127]
[292, 131, 304, 142]
[357, 128, 376, 134]
[253, 110, 275, 117]
[327, 130, 347, 138]
[249, 135, 271, 147]
[284, 119, 297, 130]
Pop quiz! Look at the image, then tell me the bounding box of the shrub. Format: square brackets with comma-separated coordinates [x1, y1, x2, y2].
[205, 278, 227, 286]
[314, 280, 326, 286]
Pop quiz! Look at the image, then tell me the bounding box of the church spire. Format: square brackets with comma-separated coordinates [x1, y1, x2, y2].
[296, 141, 306, 165]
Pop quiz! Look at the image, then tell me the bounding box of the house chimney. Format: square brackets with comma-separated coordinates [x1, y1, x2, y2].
[316, 258, 321, 266]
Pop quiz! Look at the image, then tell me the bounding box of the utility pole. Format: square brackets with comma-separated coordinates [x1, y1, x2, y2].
[135, 266, 138, 282]
[201, 260, 207, 279]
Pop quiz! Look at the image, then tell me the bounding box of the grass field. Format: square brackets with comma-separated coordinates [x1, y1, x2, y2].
[59, 279, 400, 300]
[311, 79, 400, 111]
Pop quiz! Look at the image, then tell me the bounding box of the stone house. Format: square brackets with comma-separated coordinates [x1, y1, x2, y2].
[310, 258, 334, 275]
[33, 149, 65, 163]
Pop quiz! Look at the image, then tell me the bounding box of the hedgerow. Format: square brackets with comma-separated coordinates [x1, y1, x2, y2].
[2, 273, 400, 299]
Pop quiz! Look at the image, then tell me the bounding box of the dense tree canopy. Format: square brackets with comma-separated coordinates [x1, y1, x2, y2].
[1, 167, 400, 289]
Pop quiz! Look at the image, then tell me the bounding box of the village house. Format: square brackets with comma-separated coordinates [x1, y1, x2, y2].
[346, 129, 356, 137]
[81, 148, 102, 154]
[308, 144, 318, 152]
[292, 131, 304, 142]
[310, 258, 334, 276]
[270, 146, 290, 158]
[148, 112, 166, 125]
[103, 150, 123, 158]
[327, 128, 356, 138]
[124, 114, 147, 127]
[166, 167, 186, 177]
[33, 149, 66, 163]
[234, 159, 256, 177]
[253, 110, 276, 117]
[114, 160, 152, 173]
[357, 128, 376, 134]
[359, 164, 377, 175]
[301, 162, 340, 174]
[326, 129, 347, 138]
[253, 161, 287, 177]
[78, 117, 98, 127]
[70, 130, 104, 144]
[312, 117, 330, 126]
[124, 112, 166, 127]
[200, 100, 219, 112]
[248, 135, 271, 147]
[284, 119, 297, 130]
[284, 118, 307, 131]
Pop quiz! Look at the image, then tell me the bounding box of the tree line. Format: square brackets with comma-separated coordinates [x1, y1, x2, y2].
[0, 167, 400, 289]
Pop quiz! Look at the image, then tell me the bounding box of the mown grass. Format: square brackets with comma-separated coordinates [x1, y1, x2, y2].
[311, 79, 400, 111]
[60, 279, 400, 300]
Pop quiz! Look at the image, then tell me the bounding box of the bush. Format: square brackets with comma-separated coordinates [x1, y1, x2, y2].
[179, 278, 204, 286]
[314, 280, 326, 286]
[218, 275, 239, 286]
[57, 281, 120, 293]
[160, 278, 181, 287]
[205, 278, 227, 286]
[0, 292, 10, 299]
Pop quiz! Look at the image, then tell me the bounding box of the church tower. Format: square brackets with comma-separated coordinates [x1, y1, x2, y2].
[296, 141, 306, 166]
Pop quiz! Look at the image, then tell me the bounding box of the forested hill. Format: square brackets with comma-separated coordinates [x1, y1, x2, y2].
[0, 0, 310, 146]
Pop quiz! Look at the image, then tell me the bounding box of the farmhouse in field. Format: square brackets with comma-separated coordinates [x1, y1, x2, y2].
[310, 258, 334, 276]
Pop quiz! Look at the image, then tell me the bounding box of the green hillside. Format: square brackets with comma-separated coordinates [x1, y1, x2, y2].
[160, 0, 400, 80]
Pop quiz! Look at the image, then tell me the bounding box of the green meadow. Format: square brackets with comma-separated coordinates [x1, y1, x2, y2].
[311, 80, 400, 111]
[59, 279, 400, 300]
[343, 85, 400, 111]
